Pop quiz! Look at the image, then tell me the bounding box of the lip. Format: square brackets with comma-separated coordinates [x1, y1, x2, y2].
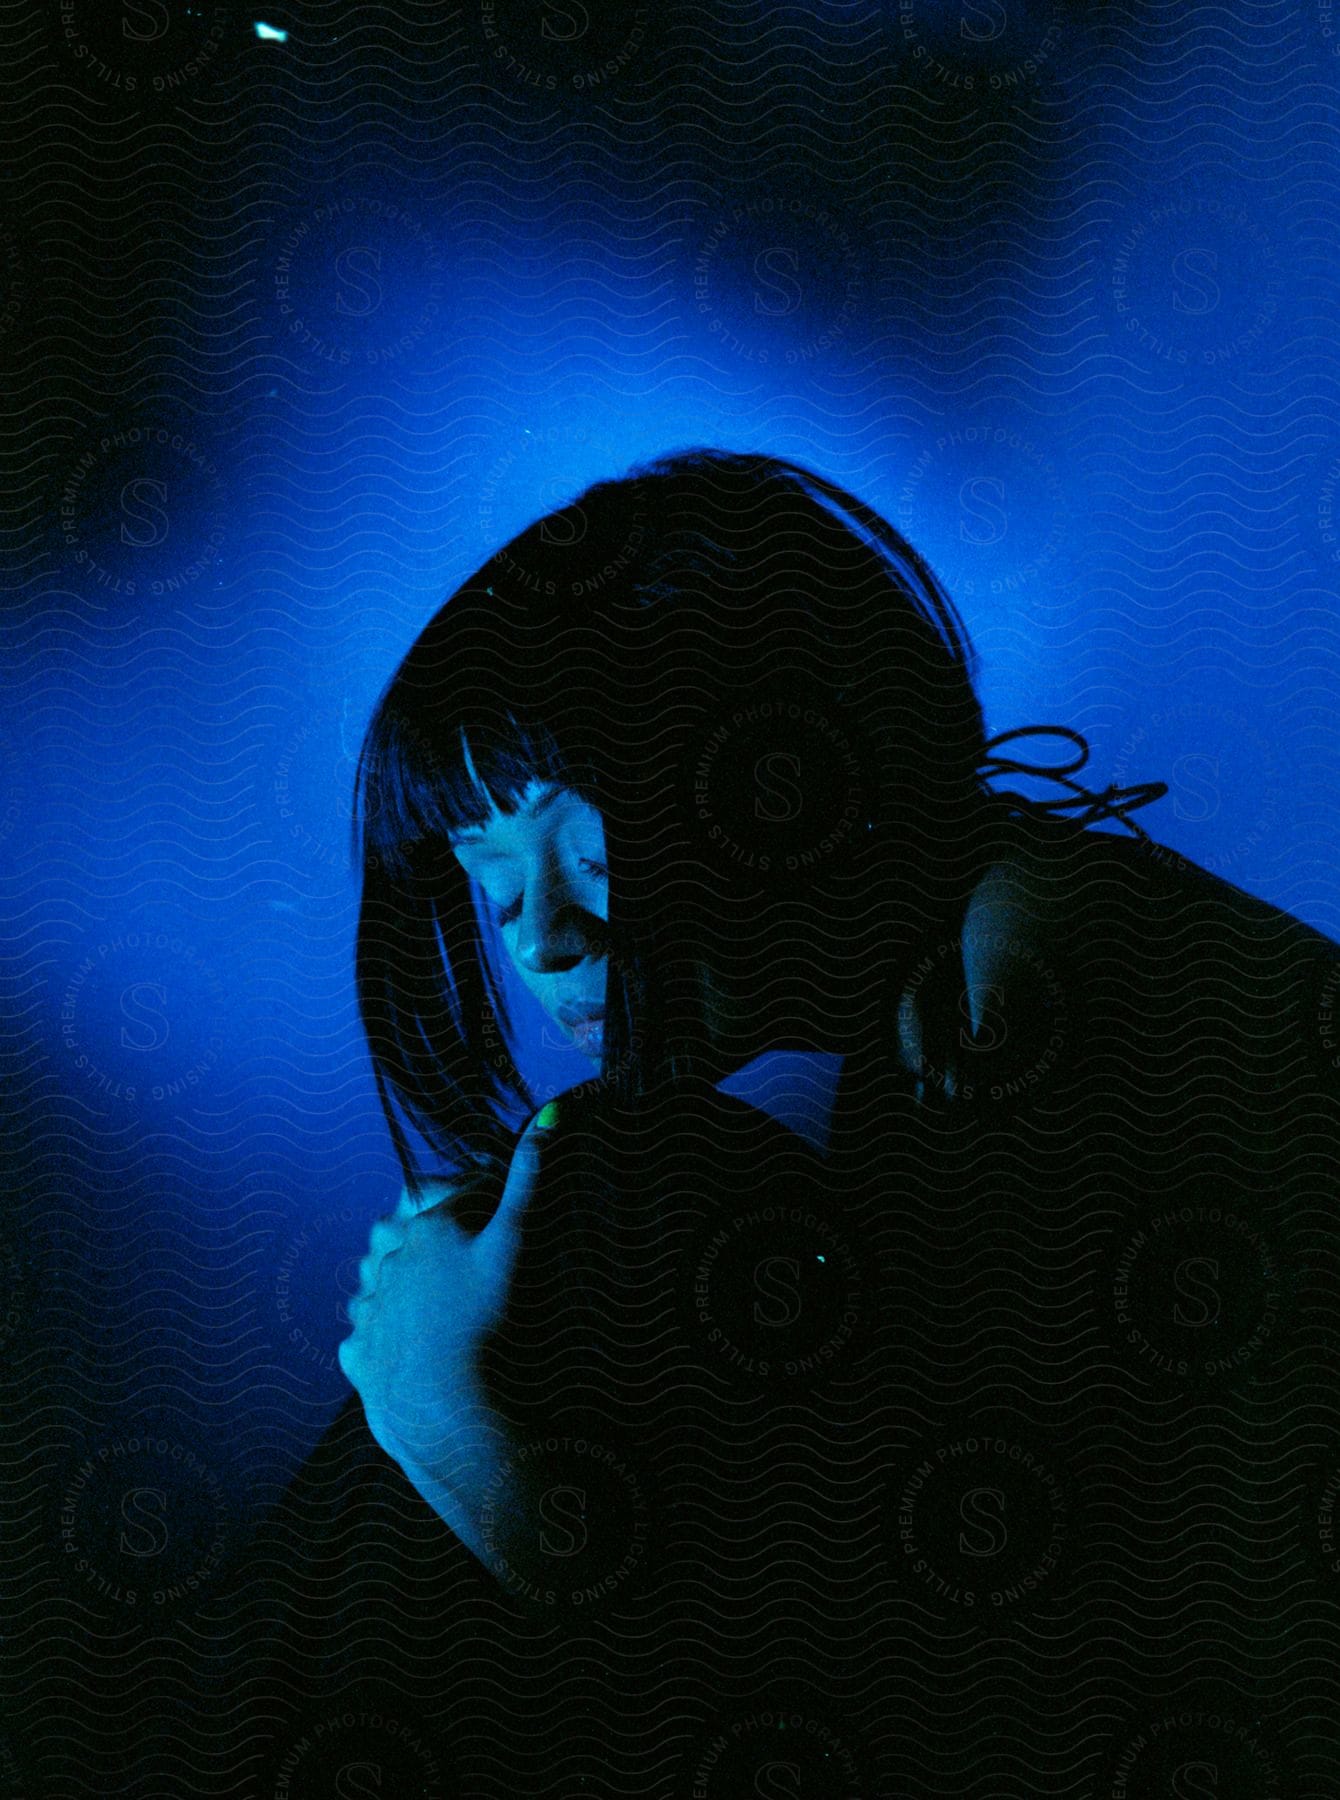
[555, 1001, 605, 1027]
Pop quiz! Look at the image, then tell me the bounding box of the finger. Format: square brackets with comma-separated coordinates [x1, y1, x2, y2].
[370, 1198, 467, 1298]
[478, 1100, 562, 1258]
[358, 1217, 407, 1297]
[400, 1178, 459, 1217]
[368, 1213, 407, 1258]
[359, 1181, 462, 1293]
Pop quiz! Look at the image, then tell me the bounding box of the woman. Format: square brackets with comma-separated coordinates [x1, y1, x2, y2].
[228, 449, 1340, 1794]
[339, 442, 1020, 1576]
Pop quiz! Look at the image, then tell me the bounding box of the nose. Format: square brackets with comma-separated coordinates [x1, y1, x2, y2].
[513, 861, 599, 974]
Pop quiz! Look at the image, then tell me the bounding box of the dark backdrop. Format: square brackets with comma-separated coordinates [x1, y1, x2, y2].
[2, 1, 1338, 1792]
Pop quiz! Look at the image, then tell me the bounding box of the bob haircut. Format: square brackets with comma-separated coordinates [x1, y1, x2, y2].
[351, 447, 1047, 1196]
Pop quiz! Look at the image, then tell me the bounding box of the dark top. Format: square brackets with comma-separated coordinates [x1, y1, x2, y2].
[193, 807, 1340, 1799]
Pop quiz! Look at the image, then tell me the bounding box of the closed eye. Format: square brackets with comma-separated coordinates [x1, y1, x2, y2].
[490, 858, 608, 929]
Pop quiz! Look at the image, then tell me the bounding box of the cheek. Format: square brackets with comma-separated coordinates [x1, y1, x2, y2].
[501, 937, 545, 999]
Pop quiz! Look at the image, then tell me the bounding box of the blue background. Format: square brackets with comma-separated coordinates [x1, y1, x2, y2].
[5, 1, 1338, 1544]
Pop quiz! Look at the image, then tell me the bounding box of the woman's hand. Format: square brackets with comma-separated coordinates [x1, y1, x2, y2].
[353, 1176, 456, 1302]
[337, 1104, 561, 1567]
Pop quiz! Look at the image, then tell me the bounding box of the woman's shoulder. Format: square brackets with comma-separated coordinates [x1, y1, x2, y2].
[873, 803, 1340, 1127]
[964, 804, 1340, 1085]
[542, 1072, 832, 1166]
[974, 802, 1337, 961]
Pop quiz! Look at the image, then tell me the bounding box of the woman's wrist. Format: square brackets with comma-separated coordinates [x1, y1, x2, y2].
[389, 1383, 519, 1565]
[400, 1398, 632, 1603]
[388, 1376, 569, 1593]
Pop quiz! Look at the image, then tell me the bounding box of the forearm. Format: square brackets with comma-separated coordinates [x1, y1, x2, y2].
[377, 1382, 558, 1593]
[395, 1449, 503, 1571]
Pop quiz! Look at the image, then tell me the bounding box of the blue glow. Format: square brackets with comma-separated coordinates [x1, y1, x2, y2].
[254, 20, 287, 41]
[28, 118, 1333, 1534]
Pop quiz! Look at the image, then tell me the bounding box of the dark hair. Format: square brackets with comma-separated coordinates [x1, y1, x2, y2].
[351, 446, 1156, 1196]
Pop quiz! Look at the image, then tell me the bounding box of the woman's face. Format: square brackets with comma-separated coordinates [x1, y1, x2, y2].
[447, 776, 610, 1060]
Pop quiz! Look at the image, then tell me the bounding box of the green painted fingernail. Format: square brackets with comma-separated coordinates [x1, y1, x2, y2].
[533, 1100, 561, 1132]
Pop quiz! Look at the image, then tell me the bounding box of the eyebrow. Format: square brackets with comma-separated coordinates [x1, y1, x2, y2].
[448, 784, 565, 844]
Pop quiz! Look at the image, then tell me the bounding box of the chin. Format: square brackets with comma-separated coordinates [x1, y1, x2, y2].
[561, 1017, 605, 1060]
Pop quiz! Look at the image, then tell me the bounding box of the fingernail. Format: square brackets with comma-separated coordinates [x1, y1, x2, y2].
[533, 1100, 561, 1132]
